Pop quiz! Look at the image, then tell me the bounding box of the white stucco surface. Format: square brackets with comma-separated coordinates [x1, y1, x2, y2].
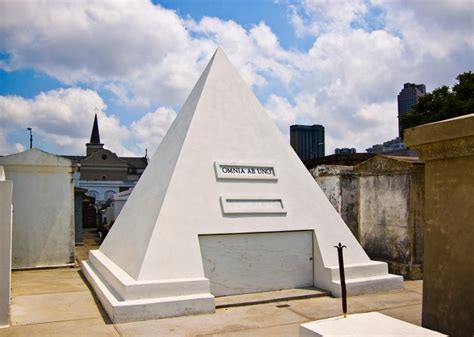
[0, 167, 12, 328]
[299, 312, 447, 336]
[0, 149, 75, 269]
[82, 48, 402, 322]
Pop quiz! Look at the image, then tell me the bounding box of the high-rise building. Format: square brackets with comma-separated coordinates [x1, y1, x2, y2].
[290, 124, 325, 162]
[397, 83, 426, 138]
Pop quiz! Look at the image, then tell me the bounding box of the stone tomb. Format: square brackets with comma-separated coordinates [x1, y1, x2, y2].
[0, 167, 13, 328]
[81, 48, 402, 323]
[0, 149, 76, 269]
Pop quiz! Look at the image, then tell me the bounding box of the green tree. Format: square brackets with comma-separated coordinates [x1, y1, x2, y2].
[401, 71, 474, 131]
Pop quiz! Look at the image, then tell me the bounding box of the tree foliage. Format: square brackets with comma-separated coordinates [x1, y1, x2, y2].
[401, 71, 474, 130]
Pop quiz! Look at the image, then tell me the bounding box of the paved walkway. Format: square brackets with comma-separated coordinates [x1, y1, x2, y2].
[0, 230, 423, 337]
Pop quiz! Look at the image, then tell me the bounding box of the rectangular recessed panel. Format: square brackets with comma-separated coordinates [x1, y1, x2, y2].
[199, 231, 314, 296]
[220, 196, 286, 214]
[214, 162, 278, 181]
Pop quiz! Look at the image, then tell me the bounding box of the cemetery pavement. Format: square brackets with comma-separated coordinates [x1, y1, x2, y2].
[0, 230, 423, 336]
[0, 264, 423, 337]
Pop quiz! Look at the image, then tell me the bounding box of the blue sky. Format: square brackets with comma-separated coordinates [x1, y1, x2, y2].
[0, 1, 473, 156]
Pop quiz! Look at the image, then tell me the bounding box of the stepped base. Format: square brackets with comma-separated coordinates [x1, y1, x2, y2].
[81, 252, 215, 323]
[330, 274, 404, 297]
[316, 261, 404, 297]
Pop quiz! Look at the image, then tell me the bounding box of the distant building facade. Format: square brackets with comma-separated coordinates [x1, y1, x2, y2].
[335, 148, 356, 154]
[366, 137, 406, 154]
[290, 124, 325, 162]
[305, 153, 376, 170]
[63, 115, 147, 205]
[397, 83, 426, 138]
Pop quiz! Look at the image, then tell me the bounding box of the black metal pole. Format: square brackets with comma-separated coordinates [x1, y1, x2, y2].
[334, 242, 347, 317]
[27, 128, 32, 149]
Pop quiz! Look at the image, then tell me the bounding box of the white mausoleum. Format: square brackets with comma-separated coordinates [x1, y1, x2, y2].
[82, 48, 402, 322]
[0, 149, 76, 269]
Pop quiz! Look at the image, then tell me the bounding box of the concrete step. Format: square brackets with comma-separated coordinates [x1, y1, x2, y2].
[330, 274, 404, 297]
[215, 287, 330, 308]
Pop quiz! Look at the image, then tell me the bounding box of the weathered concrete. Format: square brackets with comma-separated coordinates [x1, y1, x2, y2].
[11, 290, 103, 326]
[405, 114, 474, 337]
[311, 165, 358, 236]
[0, 318, 119, 337]
[11, 268, 88, 296]
[0, 259, 424, 337]
[215, 287, 329, 308]
[0, 167, 13, 328]
[0, 149, 76, 269]
[355, 156, 424, 279]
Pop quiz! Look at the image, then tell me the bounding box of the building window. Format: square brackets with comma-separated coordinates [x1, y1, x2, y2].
[104, 190, 116, 201]
[101, 154, 107, 160]
[101, 175, 107, 181]
[85, 190, 99, 200]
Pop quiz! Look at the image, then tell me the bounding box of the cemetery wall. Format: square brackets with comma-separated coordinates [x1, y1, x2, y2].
[311, 165, 358, 236]
[312, 157, 424, 279]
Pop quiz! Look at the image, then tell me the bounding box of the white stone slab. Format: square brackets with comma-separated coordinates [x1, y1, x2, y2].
[299, 312, 447, 337]
[82, 48, 402, 322]
[199, 231, 313, 296]
[219, 195, 286, 214]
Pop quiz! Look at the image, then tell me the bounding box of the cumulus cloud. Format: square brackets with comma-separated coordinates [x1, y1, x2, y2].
[0, 128, 24, 155]
[282, 0, 473, 151]
[290, 0, 369, 37]
[0, 0, 472, 155]
[0, 1, 187, 83]
[0, 88, 176, 156]
[0, 88, 132, 154]
[130, 107, 176, 156]
[0, 1, 296, 108]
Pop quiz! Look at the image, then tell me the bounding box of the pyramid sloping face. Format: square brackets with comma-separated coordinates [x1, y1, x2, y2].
[99, 53, 215, 278]
[100, 48, 370, 281]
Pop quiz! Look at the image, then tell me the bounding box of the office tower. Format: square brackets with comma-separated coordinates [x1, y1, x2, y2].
[398, 83, 426, 138]
[290, 124, 325, 162]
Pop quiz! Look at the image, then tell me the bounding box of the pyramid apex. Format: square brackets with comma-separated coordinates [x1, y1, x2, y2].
[211, 47, 228, 59]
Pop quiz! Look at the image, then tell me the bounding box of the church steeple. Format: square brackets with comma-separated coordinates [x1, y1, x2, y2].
[90, 114, 101, 144]
[86, 113, 104, 156]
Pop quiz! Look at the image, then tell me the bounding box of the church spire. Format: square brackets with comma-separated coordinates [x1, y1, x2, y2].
[86, 113, 104, 156]
[90, 113, 101, 144]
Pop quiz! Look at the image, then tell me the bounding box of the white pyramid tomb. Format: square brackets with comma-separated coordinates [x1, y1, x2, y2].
[81, 48, 403, 323]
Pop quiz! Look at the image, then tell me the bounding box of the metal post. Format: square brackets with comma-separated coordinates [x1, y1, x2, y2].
[27, 128, 32, 149]
[334, 242, 347, 317]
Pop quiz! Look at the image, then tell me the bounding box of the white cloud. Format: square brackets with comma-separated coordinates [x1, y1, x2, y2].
[0, 0, 472, 155]
[0, 128, 24, 155]
[0, 88, 178, 156]
[0, 88, 126, 154]
[290, 0, 368, 37]
[130, 107, 176, 156]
